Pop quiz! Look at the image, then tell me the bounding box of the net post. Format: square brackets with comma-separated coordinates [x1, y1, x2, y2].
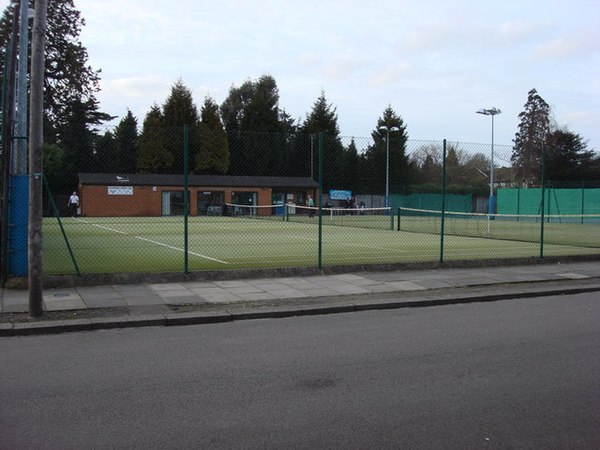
[397, 207, 401, 231]
[581, 181, 585, 225]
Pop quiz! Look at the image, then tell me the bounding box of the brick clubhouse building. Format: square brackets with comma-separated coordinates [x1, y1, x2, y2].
[77, 173, 319, 217]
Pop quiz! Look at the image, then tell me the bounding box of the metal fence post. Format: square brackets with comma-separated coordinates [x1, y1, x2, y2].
[184, 124, 189, 274]
[540, 142, 546, 259]
[317, 132, 323, 271]
[440, 139, 447, 263]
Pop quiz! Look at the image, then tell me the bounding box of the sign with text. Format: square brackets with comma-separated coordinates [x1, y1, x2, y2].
[107, 186, 133, 196]
[329, 189, 352, 200]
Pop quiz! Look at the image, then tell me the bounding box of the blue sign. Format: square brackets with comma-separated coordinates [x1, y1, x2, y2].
[329, 189, 352, 200]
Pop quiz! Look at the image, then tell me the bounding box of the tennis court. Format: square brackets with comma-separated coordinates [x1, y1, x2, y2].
[43, 207, 600, 276]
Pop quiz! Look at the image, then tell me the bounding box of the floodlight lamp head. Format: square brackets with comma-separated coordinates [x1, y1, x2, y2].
[378, 125, 400, 132]
[476, 107, 502, 116]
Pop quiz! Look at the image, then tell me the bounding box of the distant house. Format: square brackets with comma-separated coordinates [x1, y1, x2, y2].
[78, 173, 318, 217]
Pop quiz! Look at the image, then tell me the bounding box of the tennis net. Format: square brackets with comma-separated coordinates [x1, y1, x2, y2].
[225, 203, 394, 230]
[224, 203, 287, 220]
[289, 205, 394, 230]
[397, 207, 600, 247]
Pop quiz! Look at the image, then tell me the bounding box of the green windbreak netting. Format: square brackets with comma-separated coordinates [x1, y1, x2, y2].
[393, 193, 472, 213]
[498, 188, 600, 215]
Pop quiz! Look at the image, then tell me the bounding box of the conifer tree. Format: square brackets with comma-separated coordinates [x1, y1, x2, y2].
[196, 97, 229, 174]
[364, 105, 409, 194]
[113, 110, 139, 174]
[301, 91, 344, 189]
[512, 88, 551, 185]
[161, 79, 200, 174]
[137, 105, 173, 173]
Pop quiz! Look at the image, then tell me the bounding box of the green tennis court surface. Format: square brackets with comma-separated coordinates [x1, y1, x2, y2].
[43, 214, 600, 276]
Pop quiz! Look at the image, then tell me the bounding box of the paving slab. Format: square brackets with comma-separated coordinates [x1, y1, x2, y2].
[385, 281, 427, 291]
[155, 289, 196, 298]
[43, 292, 87, 311]
[163, 295, 207, 305]
[214, 280, 255, 288]
[198, 293, 244, 303]
[82, 297, 128, 308]
[125, 296, 165, 306]
[234, 292, 277, 301]
[75, 287, 120, 299]
[328, 285, 371, 295]
[150, 283, 188, 291]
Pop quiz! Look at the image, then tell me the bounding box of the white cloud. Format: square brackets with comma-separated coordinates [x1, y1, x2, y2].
[3, 0, 592, 148]
[533, 28, 600, 61]
[102, 76, 169, 100]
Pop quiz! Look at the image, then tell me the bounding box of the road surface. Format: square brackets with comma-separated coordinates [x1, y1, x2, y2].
[1, 292, 599, 449]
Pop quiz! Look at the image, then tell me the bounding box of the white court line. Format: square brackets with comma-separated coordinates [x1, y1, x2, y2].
[78, 219, 230, 265]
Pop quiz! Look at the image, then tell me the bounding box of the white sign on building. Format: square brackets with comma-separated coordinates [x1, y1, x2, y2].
[107, 186, 133, 195]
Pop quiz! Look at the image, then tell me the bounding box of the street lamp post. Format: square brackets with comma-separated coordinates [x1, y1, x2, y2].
[378, 125, 399, 207]
[476, 107, 501, 218]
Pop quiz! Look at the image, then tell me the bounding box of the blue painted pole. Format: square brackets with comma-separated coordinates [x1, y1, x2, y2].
[9, 174, 28, 276]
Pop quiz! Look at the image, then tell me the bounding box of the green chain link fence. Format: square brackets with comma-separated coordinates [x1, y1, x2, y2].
[3, 127, 600, 278]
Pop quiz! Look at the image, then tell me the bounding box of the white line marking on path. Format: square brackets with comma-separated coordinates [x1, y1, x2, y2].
[79, 220, 230, 265]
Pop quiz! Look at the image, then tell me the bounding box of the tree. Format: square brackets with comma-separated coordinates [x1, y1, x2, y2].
[409, 143, 444, 192]
[239, 75, 280, 132]
[363, 105, 409, 195]
[137, 104, 173, 174]
[95, 130, 117, 173]
[444, 145, 461, 186]
[463, 152, 492, 194]
[220, 79, 255, 132]
[545, 128, 596, 182]
[54, 97, 113, 190]
[220, 75, 288, 176]
[0, 0, 106, 144]
[339, 138, 364, 193]
[43, 143, 67, 195]
[301, 91, 344, 189]
[195, 97, 229, 175]
[512, 88, 551, 186]
[113, 110, 139, 174]
[159, 79, 200, 174]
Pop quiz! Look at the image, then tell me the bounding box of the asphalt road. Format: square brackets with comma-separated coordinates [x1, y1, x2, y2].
[1, 292, 599, 449]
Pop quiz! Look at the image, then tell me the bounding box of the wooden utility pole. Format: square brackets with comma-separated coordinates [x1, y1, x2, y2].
[28, 0, 48, 317]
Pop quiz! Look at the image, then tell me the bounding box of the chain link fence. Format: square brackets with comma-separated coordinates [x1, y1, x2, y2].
[2, 127, 600, 277]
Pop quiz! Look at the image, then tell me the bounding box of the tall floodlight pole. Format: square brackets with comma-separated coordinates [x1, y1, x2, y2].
[7, 0, 32, 278]
[476, 107, 501, 218]
[14, 0, 31, 174]
[378, 125, 399, 207]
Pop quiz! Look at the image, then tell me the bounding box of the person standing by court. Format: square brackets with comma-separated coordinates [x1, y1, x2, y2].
[68, 191, 79, 217]
[308, 195, 314, 218]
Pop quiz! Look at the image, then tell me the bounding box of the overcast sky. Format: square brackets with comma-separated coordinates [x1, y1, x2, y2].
[4, 0, 599, 151]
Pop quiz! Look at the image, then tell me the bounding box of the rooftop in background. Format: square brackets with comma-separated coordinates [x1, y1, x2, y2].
[78, 173, 319, 189]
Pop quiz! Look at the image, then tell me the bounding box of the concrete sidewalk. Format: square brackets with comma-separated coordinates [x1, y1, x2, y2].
[2, 261, 600, 336]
